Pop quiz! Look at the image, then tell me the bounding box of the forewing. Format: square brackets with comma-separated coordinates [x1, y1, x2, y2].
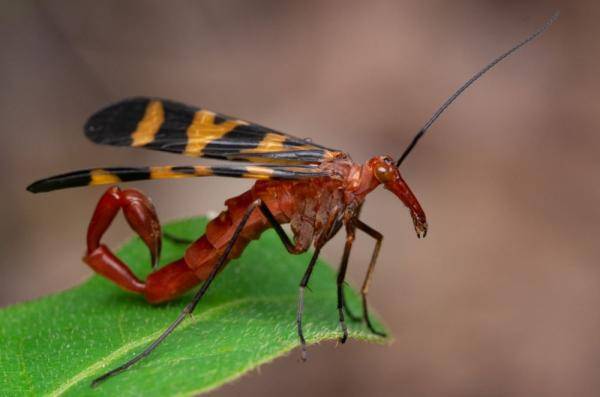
[85, 97, 342, 164]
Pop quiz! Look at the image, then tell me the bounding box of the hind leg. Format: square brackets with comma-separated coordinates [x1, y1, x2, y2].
[84, 186, 201, 303]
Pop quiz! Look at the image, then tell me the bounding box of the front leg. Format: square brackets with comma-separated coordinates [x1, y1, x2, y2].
[354, 219, 386, 337]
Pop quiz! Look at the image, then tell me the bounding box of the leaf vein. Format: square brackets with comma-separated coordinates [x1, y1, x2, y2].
[47, 295, 300, 396]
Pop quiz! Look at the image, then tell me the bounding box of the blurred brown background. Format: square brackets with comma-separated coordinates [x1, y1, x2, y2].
[2, 0, 599, 396]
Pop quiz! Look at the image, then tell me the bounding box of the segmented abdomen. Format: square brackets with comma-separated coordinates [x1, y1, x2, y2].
[182, 180, 294, 279]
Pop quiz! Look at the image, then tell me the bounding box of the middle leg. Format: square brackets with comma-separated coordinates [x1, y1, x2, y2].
[335, 223, 357, 344]
[297, 247, 322, 360]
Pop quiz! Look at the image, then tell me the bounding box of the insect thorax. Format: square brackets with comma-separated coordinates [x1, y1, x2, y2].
[289, 178, 346, 250]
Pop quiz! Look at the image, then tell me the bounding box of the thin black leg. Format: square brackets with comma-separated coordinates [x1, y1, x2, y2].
[337, 225, 361, 323]
[163, 202, 295, 251]
[342, 203, 362, 322]
[297, 247, 321, 361]
[257, 202, 300, 253]
[91, 199, 263, 387]
[336, 224, 357, 343]
[354, 219, 387, 337]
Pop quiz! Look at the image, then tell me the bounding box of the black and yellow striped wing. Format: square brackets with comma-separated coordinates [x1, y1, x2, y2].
[27, 97, 344, 193]
[27, 164, 327, 193]
[85, 97, 343, 164]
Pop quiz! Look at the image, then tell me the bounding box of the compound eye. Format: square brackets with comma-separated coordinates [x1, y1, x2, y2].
[374, 164, 394, 182]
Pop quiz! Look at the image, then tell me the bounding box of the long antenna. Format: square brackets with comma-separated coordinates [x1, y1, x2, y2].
[396, 11, 559, 167]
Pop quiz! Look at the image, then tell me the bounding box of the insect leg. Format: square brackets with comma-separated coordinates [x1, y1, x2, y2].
[257, 201, 302, 253]
[335, 224, 357, 344]
[354, 219, 386, 337]
[163, 201, 297, 251]
[341, 204, 364, 322]
[337, 227, 362, 323]
[297, 247, 322, 361]
[91, 199, 263, 387]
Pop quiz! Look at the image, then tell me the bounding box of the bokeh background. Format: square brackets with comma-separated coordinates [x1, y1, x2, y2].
[2, 1, 599, 396]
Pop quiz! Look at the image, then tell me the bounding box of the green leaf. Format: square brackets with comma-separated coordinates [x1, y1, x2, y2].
[0, 217, 388, 396]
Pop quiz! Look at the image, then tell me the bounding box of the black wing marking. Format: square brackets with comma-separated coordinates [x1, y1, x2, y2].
[84, 97, 343, 164]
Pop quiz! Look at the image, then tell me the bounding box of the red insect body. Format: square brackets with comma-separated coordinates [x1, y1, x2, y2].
[84, 156, 426, 304]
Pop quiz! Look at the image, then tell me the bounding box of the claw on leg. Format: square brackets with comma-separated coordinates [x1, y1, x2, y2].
[86, 186, 162, 269]
[121, 190, 162, 269]
[84, 244, 145, 293]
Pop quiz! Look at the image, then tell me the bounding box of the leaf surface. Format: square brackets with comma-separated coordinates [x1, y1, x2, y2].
[0, 217, 388, 396]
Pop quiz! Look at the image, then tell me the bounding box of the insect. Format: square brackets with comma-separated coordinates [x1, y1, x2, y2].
[27, 13, 557, 386]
